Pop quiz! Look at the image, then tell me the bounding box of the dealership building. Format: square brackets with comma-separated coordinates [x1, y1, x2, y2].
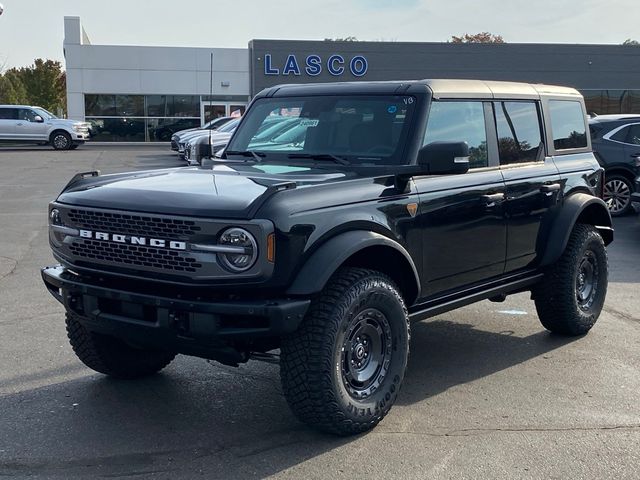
[63, 16, 640, 142]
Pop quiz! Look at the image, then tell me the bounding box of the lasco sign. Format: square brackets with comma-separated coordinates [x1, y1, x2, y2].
[263, 54, 368, 77]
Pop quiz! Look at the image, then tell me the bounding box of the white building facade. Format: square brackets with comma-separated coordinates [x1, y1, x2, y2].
[63, 17, 251, 141]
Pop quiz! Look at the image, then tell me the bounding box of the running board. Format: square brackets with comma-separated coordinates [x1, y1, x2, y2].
[408, 273, 544, 322]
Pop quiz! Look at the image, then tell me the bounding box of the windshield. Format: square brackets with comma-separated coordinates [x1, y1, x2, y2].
[217, 118, 240, 133]
[33, 107, 57, 120]
[226, 95, 416, 165]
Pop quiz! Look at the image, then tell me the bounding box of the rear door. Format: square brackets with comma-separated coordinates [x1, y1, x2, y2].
[414, 100, 507, 297]
[0, 107, 18, 139]
[494, 100, 561, 272]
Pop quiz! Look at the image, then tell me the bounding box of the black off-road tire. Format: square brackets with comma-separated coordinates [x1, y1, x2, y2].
[50, 131, 72, 150]
[280, 267, 410, 436]
[534, 224, 608, 336]
[65, 313, 176, 379]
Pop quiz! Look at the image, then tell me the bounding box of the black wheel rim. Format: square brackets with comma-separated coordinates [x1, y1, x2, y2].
[53, 134, 69, 149]
[340, 308, 392, 399]
[603, 178, 631, 214]
[576, 250, 599, 310]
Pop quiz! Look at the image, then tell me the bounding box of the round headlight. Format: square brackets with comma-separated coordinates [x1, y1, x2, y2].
[50, 208, 62, 225]
[217, 227, 258, 272]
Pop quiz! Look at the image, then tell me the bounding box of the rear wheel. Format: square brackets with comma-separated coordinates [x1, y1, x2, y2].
[534, 224, 608, 336]
[50, 131, 72, 150]
[280, 267, 410, 435]
[603, 174, 633, 216]
[65, 313, 176, 379]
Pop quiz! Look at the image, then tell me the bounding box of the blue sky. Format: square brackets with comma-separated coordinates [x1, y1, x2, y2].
[0, 0, 637, 70]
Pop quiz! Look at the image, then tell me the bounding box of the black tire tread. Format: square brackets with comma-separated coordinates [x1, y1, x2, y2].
[534, 224, 608, 336]
[280, 267, 409, 436]
[65, 313, 176, 379]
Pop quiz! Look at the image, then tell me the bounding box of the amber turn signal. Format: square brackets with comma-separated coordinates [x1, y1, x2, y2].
[267, 233, 275, 263]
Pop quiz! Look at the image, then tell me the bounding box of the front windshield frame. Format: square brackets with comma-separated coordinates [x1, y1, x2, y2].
[225, 94, 418, 166]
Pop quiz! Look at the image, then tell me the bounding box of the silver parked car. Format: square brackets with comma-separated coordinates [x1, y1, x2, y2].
[0, 105, 90, 150]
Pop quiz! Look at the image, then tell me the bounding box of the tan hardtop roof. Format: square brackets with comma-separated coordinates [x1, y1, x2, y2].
[424, 79, 581, 100]
[266, 79, 582, 100]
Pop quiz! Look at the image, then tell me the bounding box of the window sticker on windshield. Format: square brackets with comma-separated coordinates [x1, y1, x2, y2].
[299, 119, 319, 127]
[387, 105, 398, 114]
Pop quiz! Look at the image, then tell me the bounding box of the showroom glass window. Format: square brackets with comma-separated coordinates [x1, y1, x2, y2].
[494, 101, 543, 164]
[548, 100, 588, 150]
[423, 101, 488, 168]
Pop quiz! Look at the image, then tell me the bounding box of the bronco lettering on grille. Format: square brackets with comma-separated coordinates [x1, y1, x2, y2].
[78, 229, 187, 250]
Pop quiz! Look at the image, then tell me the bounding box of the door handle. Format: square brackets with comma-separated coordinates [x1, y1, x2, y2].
[16, 122, 24, 126]
[540, 183, 561, 195]
[481, 193, 505, 208]
[630, 153, 640, 159]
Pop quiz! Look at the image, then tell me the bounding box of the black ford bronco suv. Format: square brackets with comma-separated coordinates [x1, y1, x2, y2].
[42, 80, 613, 435]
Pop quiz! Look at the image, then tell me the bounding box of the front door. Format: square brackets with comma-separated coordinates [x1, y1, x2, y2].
[15, 108, 48, 140]
[415, 100, 507, 297]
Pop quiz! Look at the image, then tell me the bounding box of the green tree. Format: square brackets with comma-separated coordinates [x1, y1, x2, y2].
[0, 70, 28, 104]
[16, 59, 66, 113]
[450, 32, 505, 43]
[0, 59, 66, 113]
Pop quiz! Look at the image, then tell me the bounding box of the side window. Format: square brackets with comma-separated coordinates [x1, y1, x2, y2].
[610, 126, 629, 143]
[627, 125, 640, 145]
[423, 101, 488, 168]
[0, 108, 18, 120]
[18, 109, 38, 122]
[494, 101, 543, 164]
[548, 100, 588, 150]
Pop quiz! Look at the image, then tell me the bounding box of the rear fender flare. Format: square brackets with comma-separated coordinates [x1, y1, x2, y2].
[539, 193, 613, 267]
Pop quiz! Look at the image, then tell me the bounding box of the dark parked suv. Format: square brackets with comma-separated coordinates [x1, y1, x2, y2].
[589, 114, 640, 216]
[42, 80, 613, 435]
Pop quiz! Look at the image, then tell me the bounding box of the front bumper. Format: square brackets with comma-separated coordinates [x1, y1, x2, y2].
[42, 264, 309, 347]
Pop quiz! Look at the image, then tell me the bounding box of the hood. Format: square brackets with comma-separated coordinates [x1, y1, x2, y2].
[56, 164, 350, 219]
[50, 118, 88, 128]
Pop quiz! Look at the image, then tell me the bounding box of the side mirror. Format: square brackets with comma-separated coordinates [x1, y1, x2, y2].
[33, 115, 44, 123]
[417, 141, 470, 175]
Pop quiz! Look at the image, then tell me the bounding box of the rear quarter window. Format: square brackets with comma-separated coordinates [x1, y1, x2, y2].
[548, 100, 588, 150]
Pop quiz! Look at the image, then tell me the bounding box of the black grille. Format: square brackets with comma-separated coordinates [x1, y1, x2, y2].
[69, 240, 202, 273]
[67, 209, 201, 239]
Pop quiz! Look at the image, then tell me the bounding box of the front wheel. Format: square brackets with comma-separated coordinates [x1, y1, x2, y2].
[51, 131, 72, 150]
[534, 224, 608, 336]
[280, 267, 410, 435]
[65, 313, 176, 379]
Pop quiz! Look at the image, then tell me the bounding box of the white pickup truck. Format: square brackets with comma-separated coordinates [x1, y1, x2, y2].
[0, 105, 90, 150]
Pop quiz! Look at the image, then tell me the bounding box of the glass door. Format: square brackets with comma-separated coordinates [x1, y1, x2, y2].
[202, 103, 227, 125]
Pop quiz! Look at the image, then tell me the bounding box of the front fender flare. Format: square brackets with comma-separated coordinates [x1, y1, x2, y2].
[539, 193, 613, 267]
[286, 230, 420, 298]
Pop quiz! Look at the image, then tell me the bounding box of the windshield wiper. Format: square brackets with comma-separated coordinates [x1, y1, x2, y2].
[287, 153, 349, 165]
[224, 150, 266, 163]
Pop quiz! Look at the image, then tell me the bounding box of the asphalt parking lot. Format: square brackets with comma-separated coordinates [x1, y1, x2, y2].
[1, 144, 639, 479]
